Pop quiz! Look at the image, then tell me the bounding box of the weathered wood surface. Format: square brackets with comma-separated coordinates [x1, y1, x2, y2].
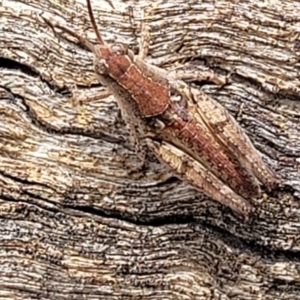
[0, 0, 300, 299]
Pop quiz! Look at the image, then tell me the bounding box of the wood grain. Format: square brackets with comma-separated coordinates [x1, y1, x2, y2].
[0, 0, 299, 299]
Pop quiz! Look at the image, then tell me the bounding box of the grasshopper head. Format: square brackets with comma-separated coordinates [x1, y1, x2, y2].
[93, 45, 110, 75]
[87, 0, 130, 78]
[93, 42, 129, 77]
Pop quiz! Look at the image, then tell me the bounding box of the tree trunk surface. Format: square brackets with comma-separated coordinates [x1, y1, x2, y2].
[1, 0, 300, 299]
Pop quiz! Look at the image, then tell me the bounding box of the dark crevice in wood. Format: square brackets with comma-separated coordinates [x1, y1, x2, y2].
[0, 57, 38, 77]
[70, 204, 196, 226]
[0, 57, 68, 95]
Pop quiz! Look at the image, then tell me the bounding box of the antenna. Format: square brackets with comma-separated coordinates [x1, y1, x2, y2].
[86, 0, 105, 45]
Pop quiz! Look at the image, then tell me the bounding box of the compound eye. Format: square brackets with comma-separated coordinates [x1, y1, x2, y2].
[111, 43, 128, 55]
[94, 58, 108, 75]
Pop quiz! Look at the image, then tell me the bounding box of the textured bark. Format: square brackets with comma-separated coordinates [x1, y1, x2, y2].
[0, 0, 300, 299]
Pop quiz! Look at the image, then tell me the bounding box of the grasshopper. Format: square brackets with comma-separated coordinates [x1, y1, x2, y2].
[45, 0, 280, 218]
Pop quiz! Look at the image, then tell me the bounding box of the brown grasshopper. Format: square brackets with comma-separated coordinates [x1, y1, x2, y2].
[45, 0, 280, 218]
